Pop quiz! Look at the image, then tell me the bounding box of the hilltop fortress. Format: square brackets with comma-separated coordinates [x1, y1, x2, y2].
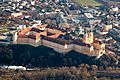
[13, 24, 105, 58]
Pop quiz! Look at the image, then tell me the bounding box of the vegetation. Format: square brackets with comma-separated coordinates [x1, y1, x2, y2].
[0, 44, 97, 67]
[0, 29, 9, 33]
[0, 45, 13, 64]
[1, 64, 120, 80]
[73, 0, 102, 7]
[0, 44, 119, 68]
[0, 44, 119, 80]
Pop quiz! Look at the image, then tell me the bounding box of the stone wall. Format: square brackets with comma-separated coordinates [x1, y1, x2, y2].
[41, 39, 73, 53]
[17, 38, 40, 46]
[16, 38, 105, 57]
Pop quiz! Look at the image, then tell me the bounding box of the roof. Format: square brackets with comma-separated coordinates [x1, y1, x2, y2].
[18, 24, 48, 39]
[84, 13, 94, 18]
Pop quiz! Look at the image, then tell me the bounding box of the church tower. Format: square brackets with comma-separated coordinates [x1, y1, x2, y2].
[83, 31, 94, 44]
[13, 32, 18, 44]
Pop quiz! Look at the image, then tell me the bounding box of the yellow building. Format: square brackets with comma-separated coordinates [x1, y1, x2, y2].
[83, 32, 94, 44]
[93, 41, 105, 50]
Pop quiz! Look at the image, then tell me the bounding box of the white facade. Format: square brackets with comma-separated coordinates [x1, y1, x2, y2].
[7, 66, 26, 70]
[17, 38, 40, 46]
[13, 35, 105, 58]
[2, 0, 21, 2]
[13, 30, 105, 58]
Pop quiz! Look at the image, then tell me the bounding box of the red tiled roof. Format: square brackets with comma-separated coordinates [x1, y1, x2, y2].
[48, 34, 60, 38]
[17, 24, 66, 40]
[19, 28, 32, 35]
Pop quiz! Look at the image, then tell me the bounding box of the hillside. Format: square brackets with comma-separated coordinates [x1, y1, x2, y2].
[0, 44, 119, 67]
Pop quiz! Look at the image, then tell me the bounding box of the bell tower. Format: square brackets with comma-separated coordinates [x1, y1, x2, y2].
[83, 30, 94, 44]
[13, 32, 18, 44]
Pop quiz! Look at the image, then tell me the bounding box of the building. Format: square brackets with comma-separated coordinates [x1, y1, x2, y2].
[7, 66, 26, 70]
[1, 0, 21, 2]
[13, 24, 106, 58]
[11, 12, 22, 17]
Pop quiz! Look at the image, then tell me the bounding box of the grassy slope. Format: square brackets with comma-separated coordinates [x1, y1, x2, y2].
[74, 0, 102, 6]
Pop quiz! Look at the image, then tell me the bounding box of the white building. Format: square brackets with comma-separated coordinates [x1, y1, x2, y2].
[2, 0, 21, 2]
[7, 66, 26, 70]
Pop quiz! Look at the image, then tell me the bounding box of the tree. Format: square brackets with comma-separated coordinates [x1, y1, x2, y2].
[0, 45, 13, 64]
[20, 51, 32, 65]
[90, 65, 98, 80]
[79, 64, 90, 80]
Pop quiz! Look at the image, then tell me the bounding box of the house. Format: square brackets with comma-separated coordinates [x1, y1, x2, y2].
[11, 12, 22, 17]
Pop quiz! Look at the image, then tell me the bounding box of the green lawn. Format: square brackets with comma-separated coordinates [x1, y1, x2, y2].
[74, 0, 102, 7]
[0, 29, 9, 33]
